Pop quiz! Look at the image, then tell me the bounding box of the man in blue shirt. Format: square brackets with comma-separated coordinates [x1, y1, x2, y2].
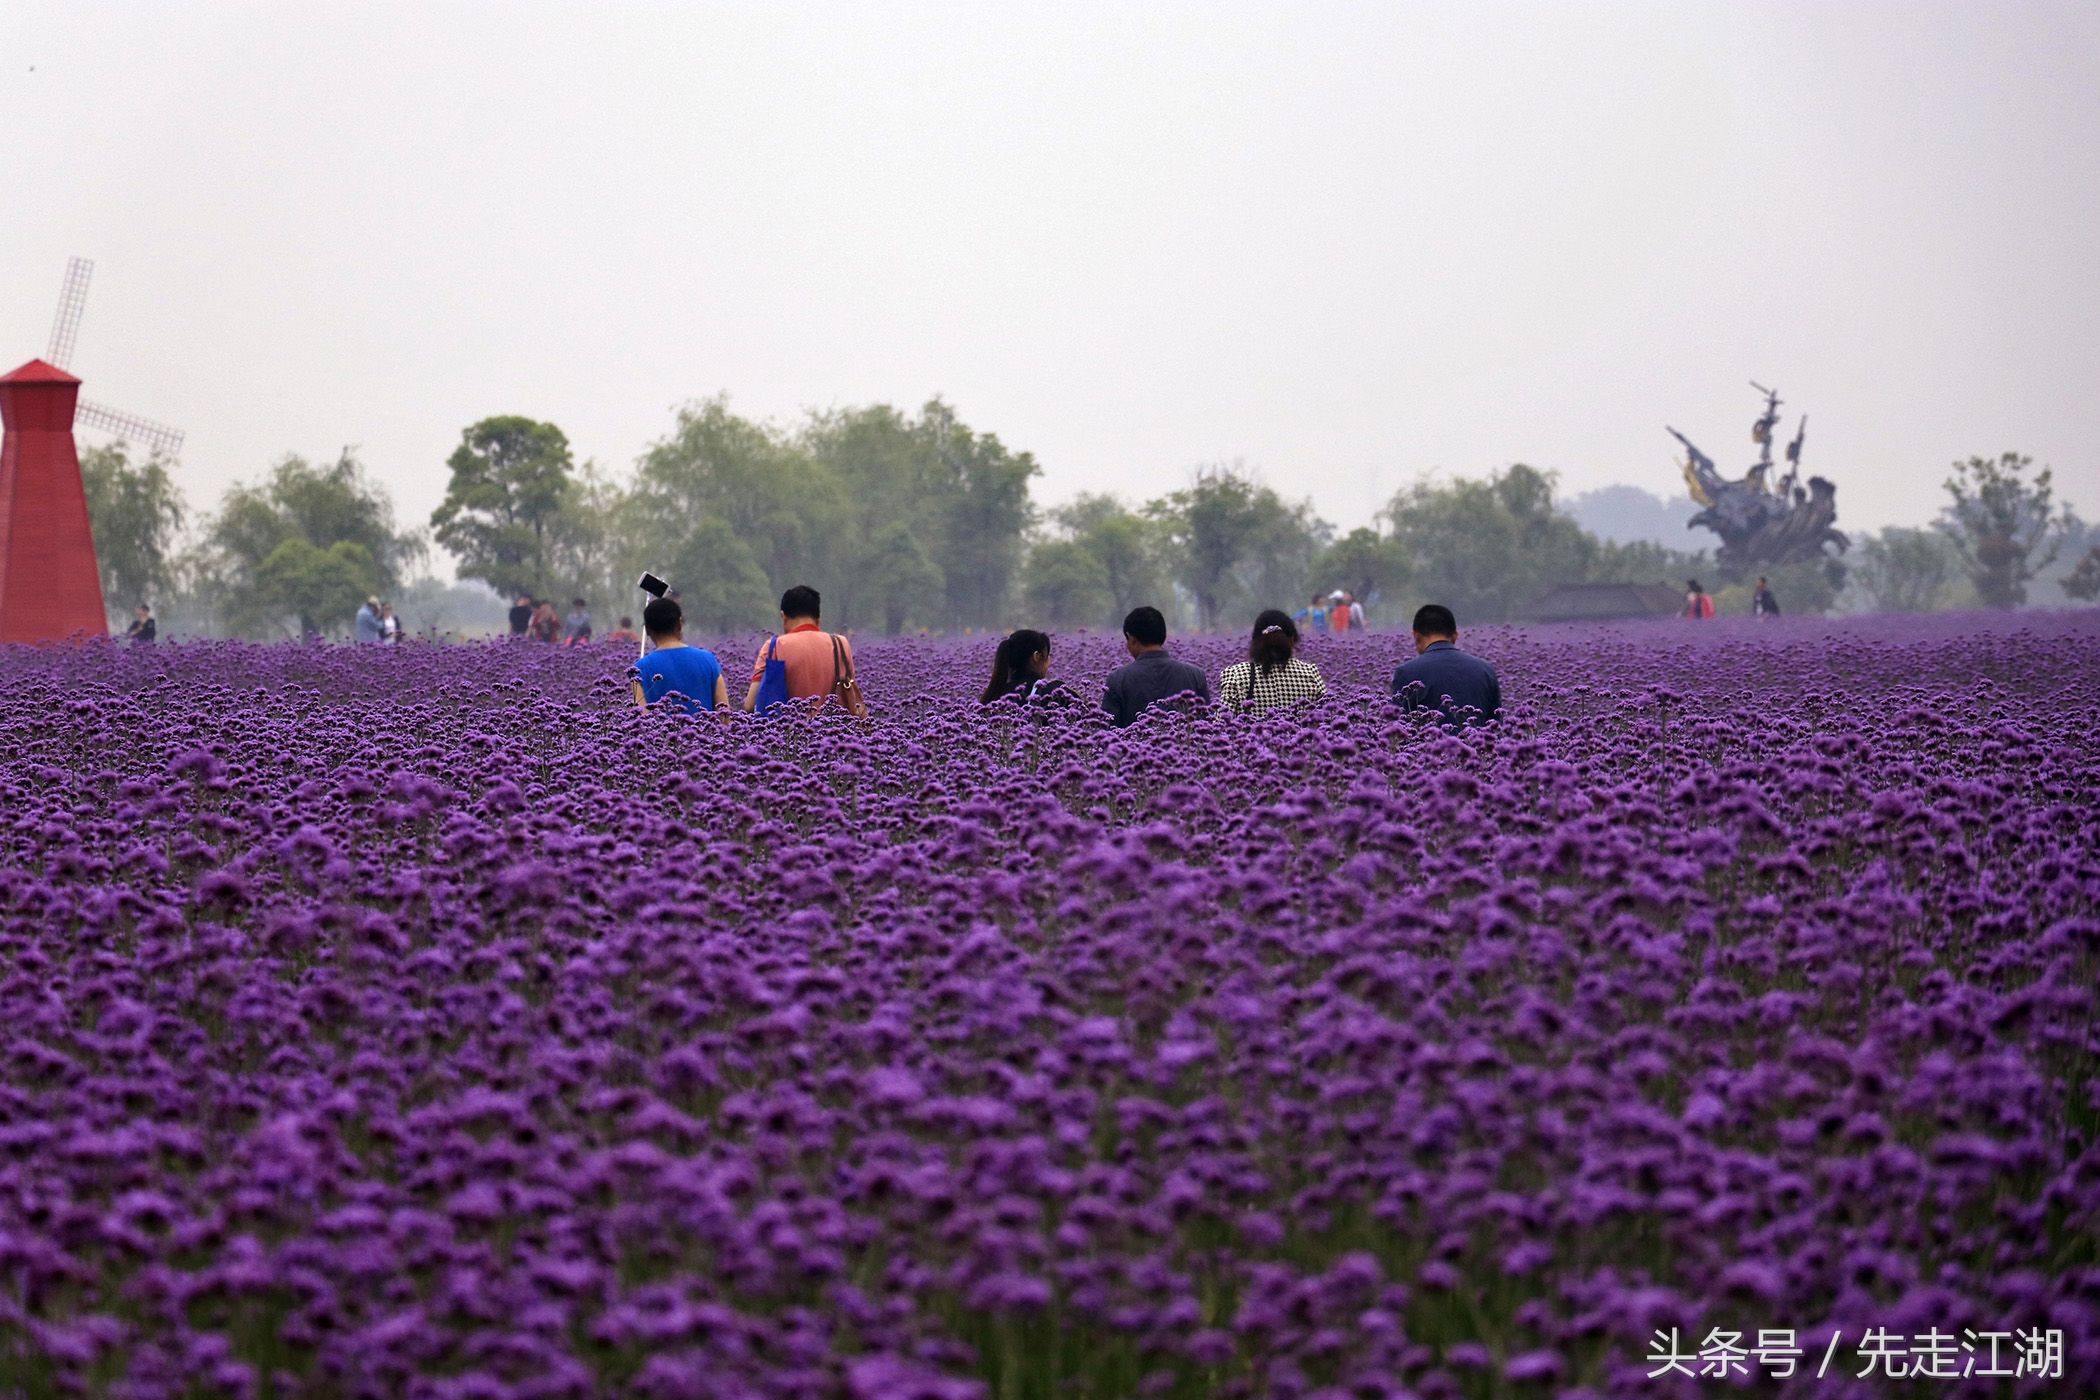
[1102, 606, 1209, 727]
[630, 598, 727, 714]
[1390, 604, 1501, 726]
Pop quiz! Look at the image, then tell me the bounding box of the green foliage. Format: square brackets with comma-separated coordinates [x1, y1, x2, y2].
[667, 517, 773, 635]
[203, 451, 419, 637]
[860, 522, 947, 634]
[1586, 538, 1709, 589]
[1051, 495, 1163, 625]
[1022, 539, 1114, 628]
[1937, 452, 2074, 609]
[2066, 544, 2100, 604]
[919, 401, 1039, 629]
[1386, 464, 1598, 623]
[77, 441, 186, 622]
[1314, 527, 1410, 608]
[634, 397, 848, 591]
[254, 539, 380, 636]
[802, 400, 1039, 631]
[1850, 527, 1965, 613]
[1712, 557, 1845, 617]
[430, 416, 575, 600]
[1149, 465, 1326, 630]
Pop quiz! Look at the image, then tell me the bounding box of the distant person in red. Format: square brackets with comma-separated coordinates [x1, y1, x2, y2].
[1683, 579, 1716, 620]
[529, 600, 561, 643]
[1327, 590, 1352, 635]
[606, 616, 640, 648]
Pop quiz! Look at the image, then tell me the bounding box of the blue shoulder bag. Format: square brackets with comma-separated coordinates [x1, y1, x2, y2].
[754, 635, 791, 714]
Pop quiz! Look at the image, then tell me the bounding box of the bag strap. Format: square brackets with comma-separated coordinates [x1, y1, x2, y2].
[831, 634, 857, 692]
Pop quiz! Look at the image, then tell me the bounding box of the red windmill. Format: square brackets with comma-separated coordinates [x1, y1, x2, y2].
[0, 258, 184, 643]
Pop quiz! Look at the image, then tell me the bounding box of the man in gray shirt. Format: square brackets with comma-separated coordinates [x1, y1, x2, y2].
[1102, 606, 1209, 726]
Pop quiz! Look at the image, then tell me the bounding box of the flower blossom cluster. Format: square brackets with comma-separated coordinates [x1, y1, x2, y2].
[0, 612, 2096, 1398]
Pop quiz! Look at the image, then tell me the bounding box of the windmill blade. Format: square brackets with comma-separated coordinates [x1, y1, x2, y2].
[75, 399, 185, 458]
[46, 257, 94, 370]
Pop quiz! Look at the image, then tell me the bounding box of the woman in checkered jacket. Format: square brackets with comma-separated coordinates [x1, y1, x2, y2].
[1220, 609, 1329, 715]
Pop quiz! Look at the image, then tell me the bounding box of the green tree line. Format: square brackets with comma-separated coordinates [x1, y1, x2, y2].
[76, 403, 2100, 638]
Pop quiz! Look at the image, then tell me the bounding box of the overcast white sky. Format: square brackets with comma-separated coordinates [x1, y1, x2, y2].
[4, 1, 2097, 568]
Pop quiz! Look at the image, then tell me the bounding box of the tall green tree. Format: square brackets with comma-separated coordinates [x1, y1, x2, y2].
[431, 416, 575, 601]
[802, 400, 1038, 631]
[1314, 527, 1409, 612]
[633, 397, 845, 590]
[205, 450, 418, 637]
[78, 442, 186, 620]
[667, 517, 773, 635]
[1852, 527, 1964, 613]
[801, 403, 944, 632]
[2064, 544, 2100, 604]
[861, 522, 947, 634]
[1386, 464, 1596, 623]
[920, 400, 1038, 629]
[1150, 466, 1283, 630]
[1021, 539, 1113, 628]
[1936, 452, 2073, 609]
[1052, 494, 1163, 625]
[255, 539, 381, 636]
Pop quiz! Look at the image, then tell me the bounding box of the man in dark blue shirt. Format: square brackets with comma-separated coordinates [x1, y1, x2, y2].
[1102, 606, 1209, 727]
[1391, 604, 1501, 726]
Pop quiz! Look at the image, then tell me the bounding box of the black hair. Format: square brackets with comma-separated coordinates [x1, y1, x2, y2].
[1412, 604, 1457, 637]
[1249, 609, 1298, 674]
[1687, 579, 1703, 592]
[982, 629, 1052, 703]
[780, 584, 821, 620]
[570, 597, 587, 609]
[1122, 606, 1166, 647]
[617, 616, 633, 629]
[642, 597, 683, 638]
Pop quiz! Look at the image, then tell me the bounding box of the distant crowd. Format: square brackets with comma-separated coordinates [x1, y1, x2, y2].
[628, 585, 1502, 729]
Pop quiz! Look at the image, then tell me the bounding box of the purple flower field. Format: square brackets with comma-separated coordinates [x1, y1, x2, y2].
[1, 614, 2096, 1399]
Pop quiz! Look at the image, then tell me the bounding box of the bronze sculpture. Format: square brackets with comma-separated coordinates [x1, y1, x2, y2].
[1668, 384, 1846, 576]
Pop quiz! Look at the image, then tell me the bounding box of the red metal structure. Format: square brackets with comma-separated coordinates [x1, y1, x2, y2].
[0, 359, 107, 642]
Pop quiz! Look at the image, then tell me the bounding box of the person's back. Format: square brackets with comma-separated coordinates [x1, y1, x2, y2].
[1221, 610, 1326, 716]
[355, 599, 382, 644]
[1391, 604, 1500, 726]
[564, 600, 593, 644]
[745, 585, 867, 716]
[509, 597, 533, 636]
[1102, 606, 1208, 727]
[631, 598, 726, 714]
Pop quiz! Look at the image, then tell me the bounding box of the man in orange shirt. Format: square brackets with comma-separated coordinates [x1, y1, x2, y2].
[744, 585, 869, 717]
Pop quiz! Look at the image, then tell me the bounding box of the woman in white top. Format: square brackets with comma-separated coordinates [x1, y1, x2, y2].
[1220, 609, 1328, 715]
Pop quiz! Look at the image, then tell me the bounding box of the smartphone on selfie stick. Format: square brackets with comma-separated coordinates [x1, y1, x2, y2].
[635, 572, 671, 655]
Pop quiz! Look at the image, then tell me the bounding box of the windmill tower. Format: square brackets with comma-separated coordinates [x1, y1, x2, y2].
[0, 258, 185, 643]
